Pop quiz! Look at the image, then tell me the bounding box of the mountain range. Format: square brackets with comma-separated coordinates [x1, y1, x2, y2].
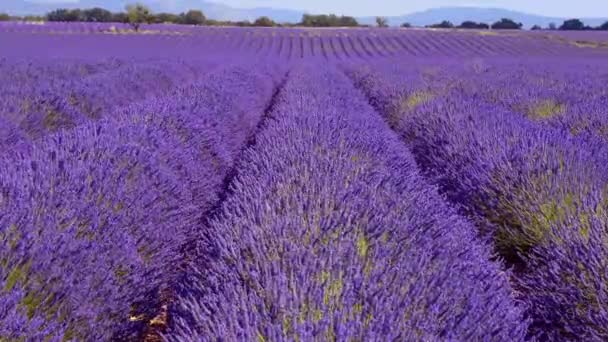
[2, 1, 607, 28]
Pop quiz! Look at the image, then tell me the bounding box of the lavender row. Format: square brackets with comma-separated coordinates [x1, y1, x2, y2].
[0, 57, 124, 89]
[342, 58, 608, 163]
[347, 65, 608, 340]
[370, 58, 608, 146]
[3, 26, 603, 61]
[0, 63, 280, 340]
[0, 58, 210, 147]
[448, 60, 608, 154]
[166, 65, 528, 341]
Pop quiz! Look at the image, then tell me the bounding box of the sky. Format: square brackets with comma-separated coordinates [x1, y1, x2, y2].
[32, 0, 608, 18]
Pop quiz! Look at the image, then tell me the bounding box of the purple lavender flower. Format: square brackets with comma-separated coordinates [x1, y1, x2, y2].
[347, 62, 608, 340]
[167, 65, 528, 341]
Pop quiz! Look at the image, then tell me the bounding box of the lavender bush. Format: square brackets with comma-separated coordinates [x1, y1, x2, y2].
[347, 63, 608, 340]
[2, 23, 607, 340]
[1, 59, 207, 145]
[0, 63, 282, 340]
[167, 65, 528, 341]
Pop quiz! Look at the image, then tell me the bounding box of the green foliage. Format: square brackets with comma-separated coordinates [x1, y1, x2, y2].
[253, 16, 275, 27]
[528, 100, 565, 120]
[152, 12, 179, 24]
[299, 14, 359, 27]
[428, 20, 454, 29]
[356, 236, 369, 258]
[0, 13, 11, 21]
[112, 12, 128, 23]
[376, 16, 388, 28]
[400, 22, 412, 28]
[180, 10, 205, 25]
[82, 7, 113, 22]
[125, 3, 151, 31]
[458, 21, 489, 29]
[491, 18, 523, 30]
[4, 260, 32, 292]
[46, 9, 82, 22]
[560, 18, 587, 31]
[402, 91, 434, 110]
[486, 165, 597, 264]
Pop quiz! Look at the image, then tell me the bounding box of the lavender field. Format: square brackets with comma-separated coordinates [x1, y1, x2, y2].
[1, 23, 608, 341]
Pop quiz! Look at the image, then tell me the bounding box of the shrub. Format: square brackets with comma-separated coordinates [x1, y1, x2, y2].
[458, 21, 490, 29]
[125, 3, 151, 31]
[299, 14, 358, 27]
[180, 10, 205, 25]
[427, 20, 454, 29]
[491, 18, 523, 30]
[253, 16, 275, 27]
[376, 16, 388, 28]
[559, 18, 586, 30]
[81, 7, 113, 22]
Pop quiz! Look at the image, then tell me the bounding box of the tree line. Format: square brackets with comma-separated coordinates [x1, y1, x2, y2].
[422, 18, 608, 31]
[0, 5, 359, 29]
[0, 5, 607, 31]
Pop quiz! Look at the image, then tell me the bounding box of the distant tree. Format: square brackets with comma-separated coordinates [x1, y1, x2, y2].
[0, 13, 10, 21]
[305, 14, 329, 27]
[235, 20, 252, 27]
[376, 16, 389, 28]
[548, 22, 557, 30]
[203, 19, 219, 26]
[67, 9, 82, 21]
[126, 3, 151, 31]
[559, 18, 586, 30]
[299, 14, 358, 27]
[531, 25, 542, 30]
[300, 14, 318, 26]
[61, 9, 80, 22]
[112, 12, 128, 23]
[338, 15, 358, 27]
[599, 21, 608, 30]
[400, 22, 412, 28]
[491, 18, 523, 30]
[23, 15, 45, 22]
[459, 20, 478, 29]
[428, 20, 454, 29]
[253, 16, 275, 27]
[327, 14, 339, 26]
[48, 7, 116, 22]
[82, 8, 113, 22]
[458, 21, 489, 29]
[47, 8, 82, 22]
[180, 9, 205, 25]
[153, 12, 180, 24]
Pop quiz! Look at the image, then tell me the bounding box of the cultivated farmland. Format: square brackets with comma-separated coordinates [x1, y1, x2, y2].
[1, 23, 607, 341]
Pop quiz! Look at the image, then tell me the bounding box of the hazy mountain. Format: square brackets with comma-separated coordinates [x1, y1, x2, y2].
[2, 1, 607, 28]
[360, 7, 608, 28]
